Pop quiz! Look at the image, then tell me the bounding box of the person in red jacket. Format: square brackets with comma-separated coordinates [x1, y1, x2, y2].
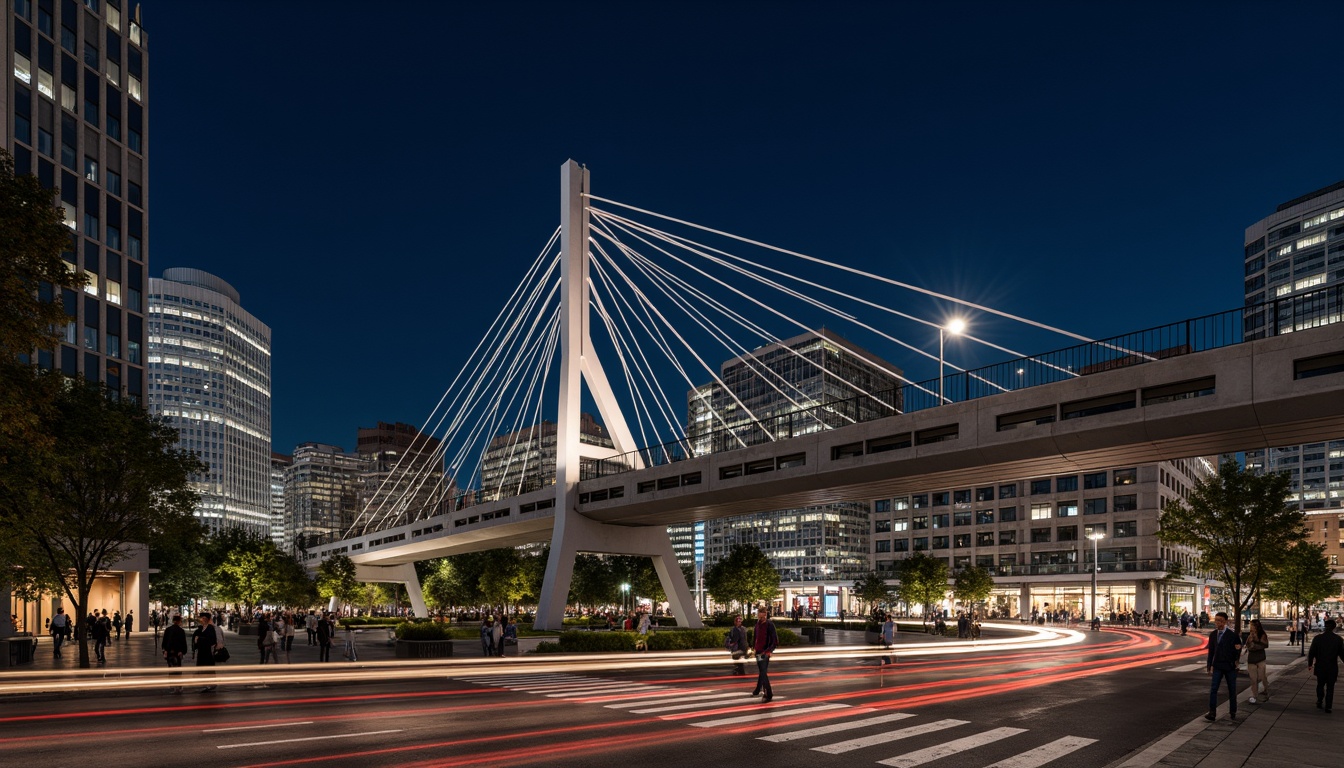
[751, 606, 779, 703]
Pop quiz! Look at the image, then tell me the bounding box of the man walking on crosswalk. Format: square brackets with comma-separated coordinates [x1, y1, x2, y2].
[751, 606, 778, 703]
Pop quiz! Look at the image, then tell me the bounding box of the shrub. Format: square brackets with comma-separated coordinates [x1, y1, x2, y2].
[645, 628, 727, 651]
[557, 631, 637, 652]
[394, 622, 454, 641]
[534, 641, 561, 653]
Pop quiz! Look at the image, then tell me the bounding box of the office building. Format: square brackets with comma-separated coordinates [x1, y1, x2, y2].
[868, 461, 1212, 619]
[1241, 180, 1344, 589]
[679, 330, 903, 615]
[147, 268, 272, 536]
[270, 452, 290, 550]
[351, 421, 449, 533]
[478, 412, 612, 502]
[5, 0, 149, 400]
[286, 442, 363, 552]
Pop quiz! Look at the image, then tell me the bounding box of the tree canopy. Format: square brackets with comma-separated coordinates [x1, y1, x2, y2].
[210, 527, 314, 615]
[852, 571, 894, 616]
[316, 554, 361, 607]
[896, 552, 949, 622]
[953, 565, 996, 615]
[703, 544, 780, 611]
[1261, 541, 1337, 623]
[1158, 460, 1304, 633]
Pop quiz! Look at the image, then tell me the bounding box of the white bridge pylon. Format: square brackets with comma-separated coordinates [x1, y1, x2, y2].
[534, 161, 703, 631]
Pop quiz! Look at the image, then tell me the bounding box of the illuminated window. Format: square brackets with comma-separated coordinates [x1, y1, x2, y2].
[1031, 503, 1052, 520]
[1057, 501, 1078, 517]
[105, 59, 120, 84]
[15, 53, 33, 84]
[130, 22, 141, 45]
[106, 2, 121, 30]
[106, 279, 121, 305]
[61, 83, 76, 111]
[85, 156, 98, 182]
[128, 75, 141, 101]
[38, 69, 53, 99]
[1113, 468, 1137, 485]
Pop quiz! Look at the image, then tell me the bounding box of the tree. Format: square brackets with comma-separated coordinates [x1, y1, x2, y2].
[953, 565, 996, 617]
[1158, 460, 1305, 633]
[148, 517, 212, 610]
[422, 557, 469, 615]
[211, 528, 311, 615]
[853, 571, 894, 617]
[478, 547, 529, 613]
[703, 545, 780, 612]
[316, 554, 361, 608]
[0, 379, 203, 668]
[1262, 541, 1337, 633]
[570, 554, 617, 609]
[896, 552, 949, 624]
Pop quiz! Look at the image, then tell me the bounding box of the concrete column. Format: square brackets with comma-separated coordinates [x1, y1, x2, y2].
[1018, 584, 1031, 619]
[352, 563, 427, 619]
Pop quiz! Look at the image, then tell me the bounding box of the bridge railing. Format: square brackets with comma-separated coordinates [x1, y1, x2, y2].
[592, 284, 1344, 478]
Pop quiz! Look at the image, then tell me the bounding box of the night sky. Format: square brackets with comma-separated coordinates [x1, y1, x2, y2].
[137, 1, 1344, 457]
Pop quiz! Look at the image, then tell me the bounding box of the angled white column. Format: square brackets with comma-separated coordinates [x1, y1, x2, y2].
[353, 563, 427, 619]
[534, 160, 701, 630]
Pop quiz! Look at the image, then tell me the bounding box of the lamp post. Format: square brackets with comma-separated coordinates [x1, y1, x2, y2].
[1088, 532, 1106, 623]
[940, 318, 966, 405]
[620, 582, 630, 614]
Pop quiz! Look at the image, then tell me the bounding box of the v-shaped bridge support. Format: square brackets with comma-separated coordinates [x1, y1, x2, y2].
[532, 161, 703, 631]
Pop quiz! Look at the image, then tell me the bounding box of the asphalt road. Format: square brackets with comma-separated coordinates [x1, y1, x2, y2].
[0, 627, 1219, 768]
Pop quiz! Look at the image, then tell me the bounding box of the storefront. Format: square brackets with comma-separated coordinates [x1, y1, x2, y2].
[4, 546, 149, 640]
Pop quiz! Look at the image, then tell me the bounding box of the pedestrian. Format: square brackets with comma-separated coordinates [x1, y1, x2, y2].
[480, 618, 494, 657]
[306, 610, 318, 645]
[501, 616, 517, 655]
[113, 610, 123, 640]
[91, 611, 110, 663]
[162, 615, 188, 694]
[1243, 618, 1271, 704]
[635, 611, 651, 652]
[750, 606, 778, 703]
[50, 607, 68, 658]
[1204, 611, 1242, 721]
[491, 615, 504, 657]
[342, 621, 358, 661]
[879, 613, 896, 666]
[316, 613, 334, 662]
[1289, 619, 1298, 646]
[282, 614, 296, 659]
[259, 619, 279, 664]
[125, 610, 134, 635]
[196, 612, 221, 693]
[725, 614, 748, 675]
[1308, 618, 1344, 713]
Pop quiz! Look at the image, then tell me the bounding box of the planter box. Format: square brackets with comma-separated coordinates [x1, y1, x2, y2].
[395, 639, 454, 659]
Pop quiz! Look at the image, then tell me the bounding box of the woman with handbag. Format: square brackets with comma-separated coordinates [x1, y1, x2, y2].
[1244, 618, 1271, 703]
[725, 614, 748, 675]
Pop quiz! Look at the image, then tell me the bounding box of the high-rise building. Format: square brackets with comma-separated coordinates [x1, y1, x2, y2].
[286, 442, 363, 552]
[270, 452, 291, 550]
[351, 421, 449, 533]
[866, 461, 1211, 620]
[147, 268, 271, 536]
[4, 0, 150, 400]
[677, 330, 903, 611]
[1241, 180, 1344, 578]
[478, 412, 612, 502]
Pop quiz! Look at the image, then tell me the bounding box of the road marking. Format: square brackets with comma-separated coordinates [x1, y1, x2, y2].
[631, 696, 784, 714]
[877, 726, 1027, 767]
[813, 719, 968, 754]
[579, 688, 712, 702]
[550, 686, 673, 698]
[202, 721, 314, 733]
[217, 729, 403, 749]
[983, 735, 1098, 767]
[470, 675, 578, 683]
[606, 692, 745, 709]
[759, 712, 917, 742]
[1162, 663, 1206, 672]
[513, 682, 615, 692]
[689, 703, 858, 727]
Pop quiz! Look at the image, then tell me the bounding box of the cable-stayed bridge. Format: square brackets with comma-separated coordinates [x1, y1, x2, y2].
[313, 161, 1344, 629]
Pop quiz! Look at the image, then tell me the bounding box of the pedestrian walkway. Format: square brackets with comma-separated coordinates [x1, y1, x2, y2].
[1108, 631, 1332, 768]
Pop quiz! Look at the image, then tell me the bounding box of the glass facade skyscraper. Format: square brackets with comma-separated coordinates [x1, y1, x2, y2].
[147, 268, 272, 536]
[5, 0, 149, 400]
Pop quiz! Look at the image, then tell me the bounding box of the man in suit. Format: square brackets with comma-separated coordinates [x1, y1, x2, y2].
[1308, 618, 1344, 712]
[1205, 611, 1242, 721]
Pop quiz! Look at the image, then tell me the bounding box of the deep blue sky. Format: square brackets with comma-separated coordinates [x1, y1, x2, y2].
[138, 1, 1344, 455]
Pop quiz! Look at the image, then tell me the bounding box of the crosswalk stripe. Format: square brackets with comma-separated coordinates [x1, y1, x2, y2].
[514, 682, 615, 692]
[605, 692, 742, 709]
[1162, 663, 1205, 672]
[759, 712, 918, 742]
[876, 726, 1028, 767]
[579, 689, 710, 703]
[983, 735, 1098, 768]
[549, 686, 672, 698]
[689, 703, 858, 727]
[813, 719, 968, 754]
[630, 696, 782, 714]
[470, 676, 578, 684]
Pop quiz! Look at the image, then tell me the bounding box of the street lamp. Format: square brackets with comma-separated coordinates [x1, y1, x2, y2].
[1088, 532, 1106, 623]
[620, 582, 630, 614]
[940, 318, 966, 405]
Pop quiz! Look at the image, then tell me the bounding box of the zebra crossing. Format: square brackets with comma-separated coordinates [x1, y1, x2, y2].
[459, 673, 1098, 767]
[1162, 662, 1285, 673]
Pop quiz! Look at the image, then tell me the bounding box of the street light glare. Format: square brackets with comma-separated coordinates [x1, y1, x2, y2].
[1088, 532, 1107, 541]
[946, 318, 967, 335]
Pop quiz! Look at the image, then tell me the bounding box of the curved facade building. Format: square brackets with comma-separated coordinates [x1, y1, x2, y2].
[147, 268, 272, 536]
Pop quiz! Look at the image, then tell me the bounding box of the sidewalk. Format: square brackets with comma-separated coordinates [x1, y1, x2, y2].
[1111, 632, 1333, 768]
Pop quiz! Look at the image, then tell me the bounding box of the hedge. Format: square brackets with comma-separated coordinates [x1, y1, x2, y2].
[394, 622, 455, 641]
[529, 627, 799, 653]
[340, 617, 428, 627]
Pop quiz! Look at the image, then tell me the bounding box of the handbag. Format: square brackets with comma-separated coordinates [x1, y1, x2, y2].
[213, 646, 230, 663]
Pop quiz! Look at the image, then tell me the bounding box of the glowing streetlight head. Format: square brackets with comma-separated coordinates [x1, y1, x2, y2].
[945, 318, 966, 335]
[1087, 532, 1106, 541]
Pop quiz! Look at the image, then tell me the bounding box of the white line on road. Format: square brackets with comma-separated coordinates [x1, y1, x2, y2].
[631, 695, 783, 714]
[758, 712, 917, 742]
[202, 721, 314, 733]
[584, 689, 713, 703]
[876, 726, 1027, 767]
[217, 730, 403, 750]
[550, 686, 673, 698]
[689, 703, 860, 727]
[813, 719, 968, 754]
[983, 735, 1098, 768]
[606, 692, 744, 709]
